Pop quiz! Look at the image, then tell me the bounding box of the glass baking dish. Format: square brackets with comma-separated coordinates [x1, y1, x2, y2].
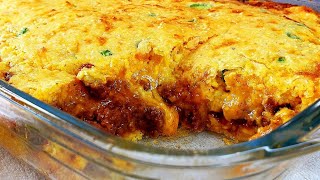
[0, 0, 319, 179]
[0, 77, 319, 180]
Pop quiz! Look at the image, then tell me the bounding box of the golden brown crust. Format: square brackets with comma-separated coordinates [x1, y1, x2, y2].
[243, 0, 319, 16]
[244, 1, 295, 10]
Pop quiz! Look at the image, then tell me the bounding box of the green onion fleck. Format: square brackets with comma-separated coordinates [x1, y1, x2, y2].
[136, 40, 142, 48]
[188, 18, 196, 22]
[221, 69, 229, 82]
[296, 22, 306, 27]
[17, 28, 29, 36]
[149, 12, 156, 17]
[277, 57, 286, 62]
[100, 50, 113, 56]
[189, 3, 212, 9]
[286, 32, 300, 40]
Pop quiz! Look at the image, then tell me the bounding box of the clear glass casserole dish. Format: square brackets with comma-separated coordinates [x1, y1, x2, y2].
[0, 0, 320, 179]
[0, 73, 319, 180]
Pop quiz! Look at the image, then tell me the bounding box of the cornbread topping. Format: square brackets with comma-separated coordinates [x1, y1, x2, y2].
[0, 0, 319, 141]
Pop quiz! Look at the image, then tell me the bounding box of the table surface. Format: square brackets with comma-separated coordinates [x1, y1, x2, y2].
[0, 146, 319, 179]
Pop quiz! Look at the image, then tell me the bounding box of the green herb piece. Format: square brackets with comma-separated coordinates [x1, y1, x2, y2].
[100, 49, 113, 56]
[17, 27, 29, 36]
[135, 40, 142, 48]
[189, 3, 212, 9]
[149, 12, 156, 17]
[277, 57, 286, 62]
[259, 8, 268, 13]
[296, 22, 306, 27]
[221, 69, 229, 82]
[286, 32, 300, 40]
[188, 18, 196, 22]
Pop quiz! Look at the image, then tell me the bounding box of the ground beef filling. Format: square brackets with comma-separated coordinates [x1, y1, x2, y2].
[55, 79, 165, 137]
[157, 81, 259, 140]
[157, 81, 209, 132]
[56, 79, 300, 140]
[56, 79, 262, 139]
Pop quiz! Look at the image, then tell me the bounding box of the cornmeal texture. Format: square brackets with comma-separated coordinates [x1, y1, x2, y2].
[0, 0, 319, 141]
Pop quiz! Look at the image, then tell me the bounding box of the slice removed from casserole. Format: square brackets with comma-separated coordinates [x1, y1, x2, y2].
[0, 0, 319, 141]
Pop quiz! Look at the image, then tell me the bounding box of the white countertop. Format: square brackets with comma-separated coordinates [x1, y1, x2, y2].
[0, 146, 319, 179]
[0, 147, 44, 180]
